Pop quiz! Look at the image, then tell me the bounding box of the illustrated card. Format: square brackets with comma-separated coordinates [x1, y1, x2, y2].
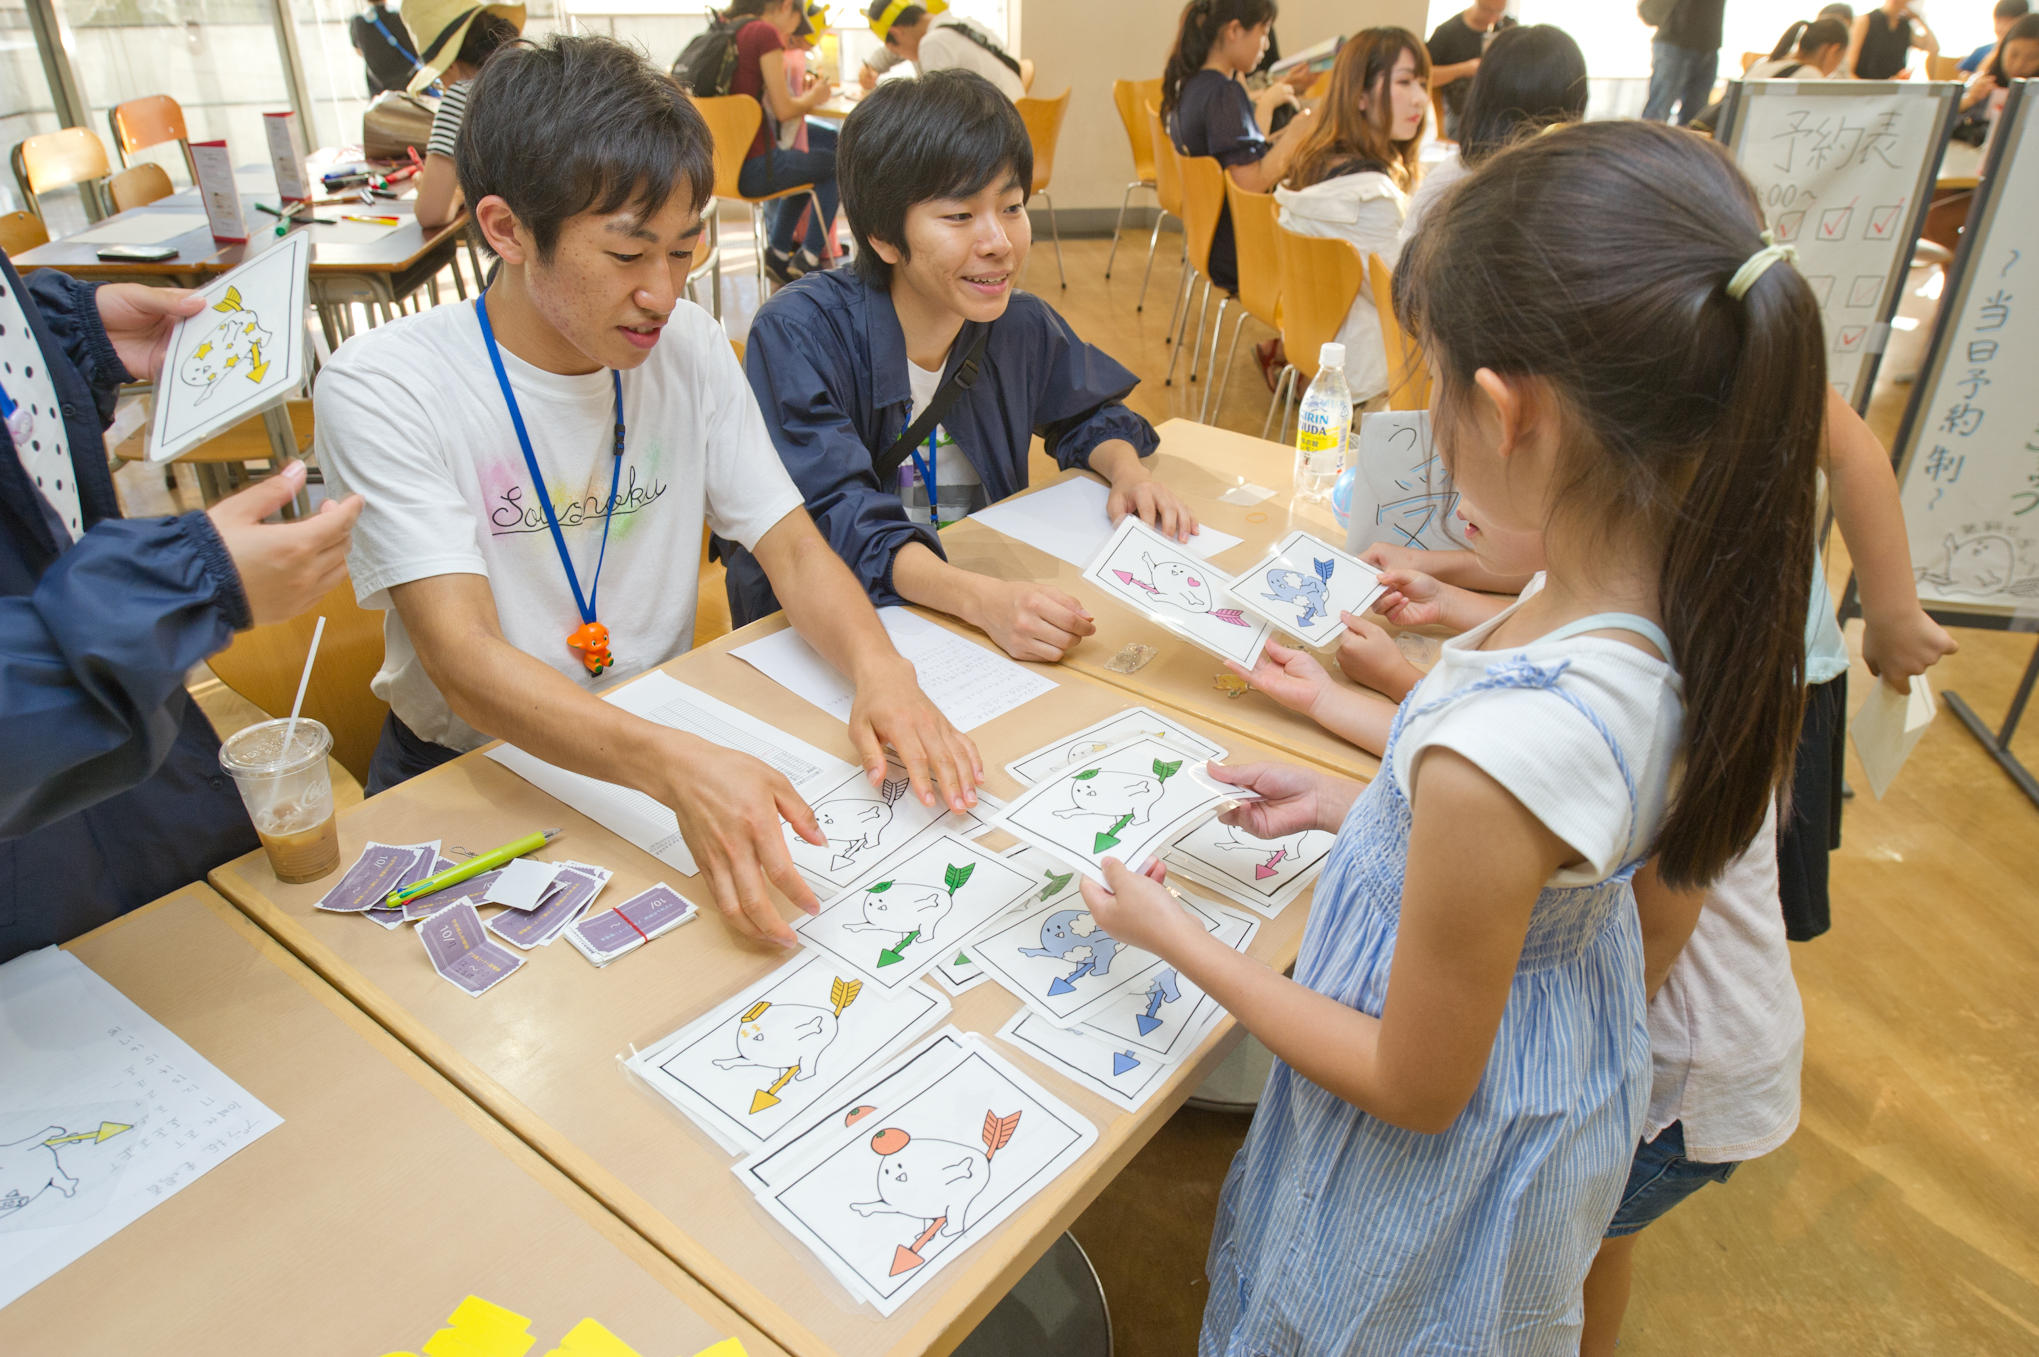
[1004, 707, 1227, 786]
[993, 736, 1251, 882]
[785, 760, 995, 893]
[996, 1008, 1181, 1113]
[749, 1035, 1095, 1315]
[1224, 530, 1389, 648]
[1081, 516, 1272, 666]
[1163, 820, 1335, 918]
[964, 871, 1234, 1027]
[794, 833, 1038, 990]
[148, 230, 310, 462]
[626, 952, 949, 1156]
[1071, 898, 1257, 1062]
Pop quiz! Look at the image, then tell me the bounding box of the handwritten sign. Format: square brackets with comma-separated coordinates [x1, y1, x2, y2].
[1717, 79, 1960, 412]
[1892, 82, 2039, 623]
[1343, 409, 1463, 554]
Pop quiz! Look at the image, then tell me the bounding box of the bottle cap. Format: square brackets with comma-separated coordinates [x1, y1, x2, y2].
[1318, 342, 1345, 371]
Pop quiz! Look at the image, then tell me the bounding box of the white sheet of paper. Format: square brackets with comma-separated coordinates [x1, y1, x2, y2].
[1163, 820, 1335, 917]
[479, 856, 563, 911]
[626, 953, 949, 1156]
[147, 231, 310, 462]
[0, 948, 283, 1309]
[730, 607, 1057, 732]
[1849, 676, 1936, 799]
[71, 212, 210, 246]
[1081, 517, 1272, 666]
[1225, 530, 1389, 648]
[970, 477, 1243, 568]
[1004, 706, 1226, 787]
[1217, 482, 1276, 506]
[748, 1034, 1095, 1316]
[485, 671, 856, 876]
[993, 734, 1253, 883]
[795, 833, 1041, 990]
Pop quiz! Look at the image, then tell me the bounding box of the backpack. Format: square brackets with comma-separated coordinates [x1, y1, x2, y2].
[672, 10, 747, 97]
[936, 19, 1024, 83]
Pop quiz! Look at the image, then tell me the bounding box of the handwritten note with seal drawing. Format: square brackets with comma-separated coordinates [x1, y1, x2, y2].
[993, 735, 1253, 882]
[1081, 517, 1272, 666]
[1225, 530, 1389, 648]
[0, 948, 283, 1309]
[147, 230, 310, 462]
[1347, 410, 1461, 555]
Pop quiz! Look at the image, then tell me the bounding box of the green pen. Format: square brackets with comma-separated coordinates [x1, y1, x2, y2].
[384, 827, 563, 909]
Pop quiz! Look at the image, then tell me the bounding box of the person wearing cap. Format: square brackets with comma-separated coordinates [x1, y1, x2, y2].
[350, 0, 426, 96]
[856, 1, 1032, 101]
[314, 35, 978, 947]
[409, 0, 528, 230]
[730, 0, 842, 284]
[725, 70, 1193, 664]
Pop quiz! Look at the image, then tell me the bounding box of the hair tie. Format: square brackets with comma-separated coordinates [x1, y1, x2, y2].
[1727, 229, 1798, 301]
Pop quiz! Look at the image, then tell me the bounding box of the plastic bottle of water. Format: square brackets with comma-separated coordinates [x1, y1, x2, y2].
[1294, 342, 1352, 503]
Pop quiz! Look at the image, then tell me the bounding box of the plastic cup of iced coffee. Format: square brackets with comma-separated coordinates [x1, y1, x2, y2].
[219, 718, 341, 883]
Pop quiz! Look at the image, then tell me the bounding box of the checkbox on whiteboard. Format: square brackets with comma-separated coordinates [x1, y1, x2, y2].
[1847, 275, 1882, 308]
[1865, 204, 1902, 240]
[1774, 210, 1805, 243]
[1819, 206, 1854, 240]
[1805, 274, 1836, 307]
[1835, 325, 1868, 353]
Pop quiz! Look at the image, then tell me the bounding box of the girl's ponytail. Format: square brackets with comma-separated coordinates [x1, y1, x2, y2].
[1395, 120, 1826, 889]
[1770, 19, 1810, 61]
[1161, 0, 1278, 119]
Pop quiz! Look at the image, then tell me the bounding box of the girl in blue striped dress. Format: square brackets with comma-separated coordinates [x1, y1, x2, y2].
[1083, 119, 1829, 1355]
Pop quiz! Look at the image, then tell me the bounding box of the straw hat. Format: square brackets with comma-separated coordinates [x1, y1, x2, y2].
[401, 0, 527, 93]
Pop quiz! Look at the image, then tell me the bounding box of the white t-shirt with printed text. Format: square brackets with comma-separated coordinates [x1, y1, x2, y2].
[314, 300, 805, 750]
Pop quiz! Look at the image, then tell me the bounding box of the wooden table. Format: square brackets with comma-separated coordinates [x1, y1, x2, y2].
[1936, 137, 1985, 191]
[949, 418, 1381, 779]
[209, 620, 1322, 1357]
[1, 884, 780, 1357]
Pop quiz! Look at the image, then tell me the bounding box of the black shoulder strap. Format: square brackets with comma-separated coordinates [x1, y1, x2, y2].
[873, 324, 992, 484]
[939, 20, 1025, 82]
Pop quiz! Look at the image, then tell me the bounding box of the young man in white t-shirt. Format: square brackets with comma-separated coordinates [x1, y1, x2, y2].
[316, 34, 980, 946]
[858, 1, 1031, 101]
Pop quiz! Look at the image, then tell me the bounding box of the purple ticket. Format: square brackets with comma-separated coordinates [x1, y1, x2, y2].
[486, 866, 607, 950]
[316, 842, 436, 913]
[400, 861, 506, 921]
[417, 900, 524, 996]
[572, 884, 695, 958]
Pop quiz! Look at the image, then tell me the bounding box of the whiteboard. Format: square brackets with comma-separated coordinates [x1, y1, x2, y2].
[1891, 82, 2039, 626]
[1717, 79, 1961, 413]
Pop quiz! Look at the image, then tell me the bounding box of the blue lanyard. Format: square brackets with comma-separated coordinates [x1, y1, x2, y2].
[474, 294, 622, 628]
[368, 11, 426, 73]
[908, 431, 941, 527]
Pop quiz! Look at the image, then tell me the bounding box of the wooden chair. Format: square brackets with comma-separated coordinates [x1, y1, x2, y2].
[0, 210, 48, 256]
[1741, 51, 1767, 73]
[1925, 54, 1964, 81]
[10, 127, 113, 223]
[1107, 77, 1165, 281]
[208, 576, 389, 788]
[690, 94, 826, 313]
[1265, 224, 1364, 441]
[1204, 178, 1281, 426]
[1163, 145, 1230, 393]
[1430, 86, 1450, 142]
[111, 399, 315, 505]
[109, 162, 174, 212]
[1143, 100, 1190, 318]
[108, 94, 197, 180]
[1368, 253, 1432, 412]
[1015, 89, 1072, 289]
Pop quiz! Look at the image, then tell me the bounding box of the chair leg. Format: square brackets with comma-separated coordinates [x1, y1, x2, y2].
[1162, 237, 1189, 342]
[1188, 282, 1216, 383]
[1105, 182, 1137, 279]
[1193, 295, 1230, 407]
[1040, 190, 1065, 289]
[1137, 209, 1173, 313]
[1262, 366, 1285, 440]
[449, 250, 468, 301]
[1204, 310, 1249, 425]
[1162, 270, 1199, 386]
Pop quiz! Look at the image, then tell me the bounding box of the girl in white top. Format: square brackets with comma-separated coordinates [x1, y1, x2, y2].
[1399, 23, 1587, 248]
[1271, 28, 1430, 405]
[1746, 16, 1851, 79]
[1080, 120, 1829, 1353]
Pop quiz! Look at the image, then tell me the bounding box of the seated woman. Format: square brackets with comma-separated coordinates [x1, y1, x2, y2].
[1746, 16, 1850, 78]
[726, 70, 1198, 663]
[1162, 0, 1316, 295]
[1847, 0, 1938, 79]
[731, 0, 840, 284]
[407, 0, 525, 230]
[1270, 28, 1430, 407]
[1400, 23, 1586, 247]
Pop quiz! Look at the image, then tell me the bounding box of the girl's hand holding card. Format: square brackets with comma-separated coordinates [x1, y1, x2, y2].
[1079, 858, 1210, 959]
[1209, 761, 1360, 840]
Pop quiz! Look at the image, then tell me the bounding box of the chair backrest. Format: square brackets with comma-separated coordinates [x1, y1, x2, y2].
[0, 209, 48, 255]
[1740, 50, 1765, 73]
[1145, 102, 1185, 219]
[13, 127, 112, 220]
[1925, 54, 1963, 82]
[109, 95, 191, 169]
[1430, 86, 1449, 141]
[1112, 78, 1162, 185]
[690, 94, 764, 201]
[1272, 223, 1364, 386]
[1174, 151, 1227, 282]
[206, 576, 390, 786]
[1367, 252, 1432, 411]
[1224, 176, 1280, 329]
[109, 162, 173, 212]
[1015, 89, 1071, 194]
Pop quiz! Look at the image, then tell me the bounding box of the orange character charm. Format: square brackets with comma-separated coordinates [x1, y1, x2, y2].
[569, 621, 612, 676]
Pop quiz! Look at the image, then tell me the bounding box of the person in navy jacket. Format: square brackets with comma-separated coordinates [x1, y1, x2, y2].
[725, 69, 1198, 663]
[0, 253, 361, 959]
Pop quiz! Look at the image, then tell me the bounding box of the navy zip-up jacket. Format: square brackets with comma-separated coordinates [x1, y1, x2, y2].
[720, 268, 1159, 623]
[0, 254, 258, 959]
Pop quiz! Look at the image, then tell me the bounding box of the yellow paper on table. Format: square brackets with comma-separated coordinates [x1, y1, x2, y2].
[1849, 675, 1936, 799]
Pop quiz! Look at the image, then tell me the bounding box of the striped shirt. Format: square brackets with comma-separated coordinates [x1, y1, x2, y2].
[425, 81, 469, 160]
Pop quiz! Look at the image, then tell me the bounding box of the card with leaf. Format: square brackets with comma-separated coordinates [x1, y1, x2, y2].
[794, 833, 1039, 989]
